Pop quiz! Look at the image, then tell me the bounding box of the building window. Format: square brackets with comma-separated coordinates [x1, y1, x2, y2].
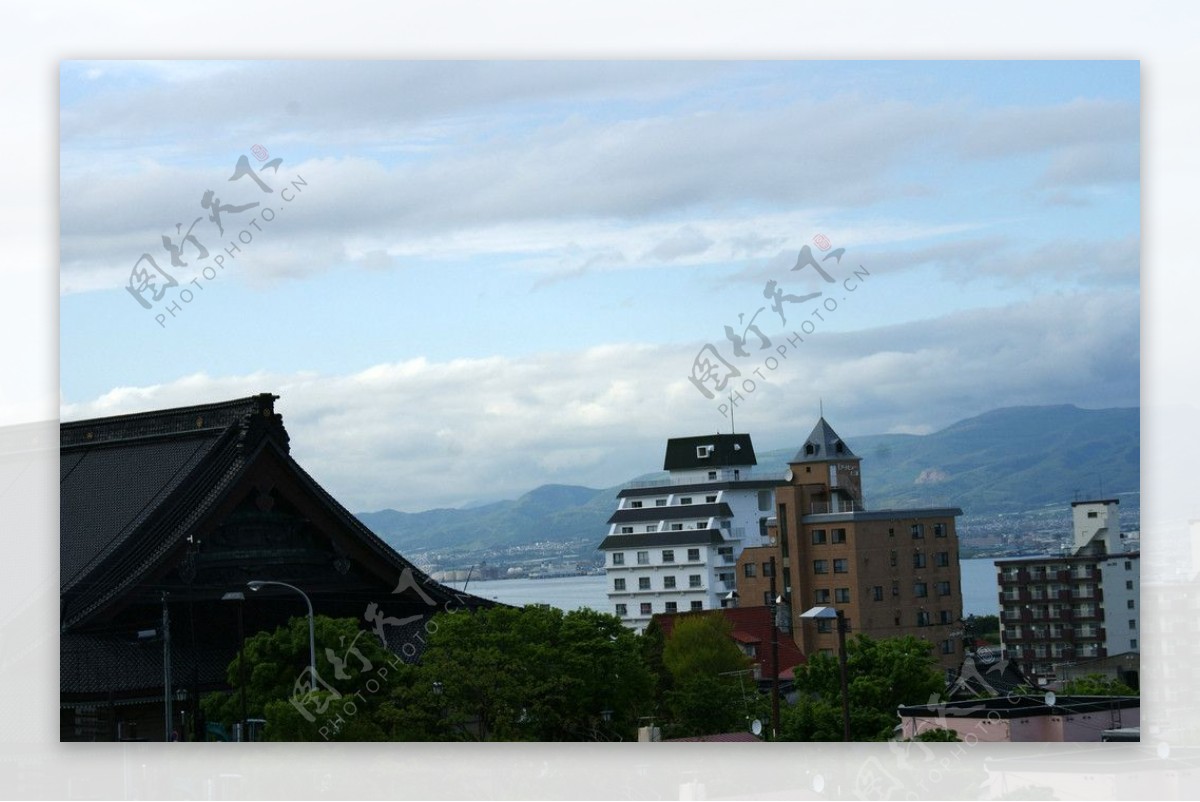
[744, 563, 757, 578]
[834, 588, 850, 603]
[1125, 560, 1132, 570]
[696, 446, 711, 459]
[1129, 619, 1137, 629]
[893, 582, 900, 596]
[1131, 639, 1138, 649]
[614, 578, 626, 591]
[640, 603, 652, 615]
[934, 523, 946, 538]
[638, 577, 651, 590]
[833, 559, 848, 573]
[912, 523, 925, 539]
[873, 585, 884, 601]
[817, 620, 832, 634]
[615, 604, 627, 616]
[691, 601, 704, 611]
[913, 553, 927, 569]
[832, 528, 847, 544]
[936, 581, 951, 597]
[688, 548, 700, 562]
[914, 582, 928, 598]
[670, 523, 683, 531]
[815, 589, 831, 604]
[705, 495, 718, 504]
[936, 551, 950, 568]
[662, 549, 675, 563]
[811, 529, 827, 545]
[941, 639, 955, 654]
[630, 500, 643, 508]
[707, 471, 717, 480]
[664, 576, 677, 590]
[916, 611, 931, 626]
[665, 602, 678, 613]
[620, 526, 633, 534]
[939, 610, 952, 624]
[890, 551, 898, 567]
[637, 551, 649, 565]
[646, 525, 656, 532]
[1126, 580, 1133, 590]
[758, 490, 772, 511]
[763, 561, 775, 577]
[813, 560, 828, 574]
[655, 499, 667, 507]
[689, 575, 702, 588]
[612, 553, 625, 566]
[680, 497, 693, 505]
[1127, 599, 1135, 609]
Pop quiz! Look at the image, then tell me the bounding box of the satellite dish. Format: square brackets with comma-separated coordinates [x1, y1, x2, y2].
[750, 719, 763, 736]
[1044, 691, 1056, 706]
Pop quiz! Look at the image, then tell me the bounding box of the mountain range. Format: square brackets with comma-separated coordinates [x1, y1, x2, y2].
[356, 405, 1139, 556]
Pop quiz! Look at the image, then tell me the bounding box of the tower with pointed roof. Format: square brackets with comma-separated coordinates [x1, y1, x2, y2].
[736, 415, 965, 674]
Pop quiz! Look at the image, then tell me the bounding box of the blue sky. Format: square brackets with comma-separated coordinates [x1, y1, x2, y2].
[59, 61, 1140, 512]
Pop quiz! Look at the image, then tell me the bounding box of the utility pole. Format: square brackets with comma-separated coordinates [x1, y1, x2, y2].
[768, 557, 780, 739]
[162, 592, 172, 742]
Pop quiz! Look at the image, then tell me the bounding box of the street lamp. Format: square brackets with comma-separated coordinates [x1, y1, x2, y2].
[221, 591, 249, 742]
[800, 605, 851, 741]
[247, 580, 318, 690]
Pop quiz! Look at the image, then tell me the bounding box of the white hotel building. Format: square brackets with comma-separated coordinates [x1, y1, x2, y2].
[598, 433, 779, 631]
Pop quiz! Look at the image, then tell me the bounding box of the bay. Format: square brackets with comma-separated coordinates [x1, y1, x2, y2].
[457, 557, 1002, 618]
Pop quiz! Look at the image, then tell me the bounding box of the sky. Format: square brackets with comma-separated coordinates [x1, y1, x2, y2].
[58, 60, 1140, 513]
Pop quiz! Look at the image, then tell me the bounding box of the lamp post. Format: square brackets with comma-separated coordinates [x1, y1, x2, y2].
[221, 591, 248, 742]
[800, 605, 851, 741]
[247, 580, 318, 691]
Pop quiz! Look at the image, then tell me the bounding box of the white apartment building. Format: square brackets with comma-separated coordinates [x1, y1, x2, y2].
[598, 433, 779, 630]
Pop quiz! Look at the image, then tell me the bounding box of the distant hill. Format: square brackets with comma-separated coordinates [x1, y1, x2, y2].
[358, 405, 1139, 555]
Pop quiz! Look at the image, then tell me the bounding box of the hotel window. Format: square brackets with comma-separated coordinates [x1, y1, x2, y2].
[664, 576, 677, 589]
[707, 471, 717, 480]
[613, 578, 626, 591]
[936, 551, 950, 567]
[912, 523, 925, 539]
[811, 529, 827, 545]
[817, 619, 832, 633]
[689, 575, 702, 588]
[670, 523, 683, 531]
[873, 586, 884, 601]
[936, 581, 951, 597]
[1125, 560, 1132, 570]
[680, 497, 693, 505]
[620, 526, 633, 534]
[1131, 639, 1138, 649]
[914, 582, 928, 598]
[763, 561, 775, 577]
[706, 494, 717, 503]
[1126, 580, 1133, 589]
[662, 549, 675, 563]
[758, 490, 772, 511]
[665, 602, 678, 613]
[655, 499, 667, 507]
[833, 559, 848, 573]
[913, 553, 926, 569]
[645, 525, 655, 533]
[934, 523, 946, 538]
[612, 553, 624, 566]
[814, 589, 831, 604]
[939, 610, 952, 624]
[916, 611, 931, 626]
[813, 560, 828, 574]
[834, 588, 850, 603]
[637, 551, 649, 565]
[630, 500, 643, 508]
[638, 577, 651, 590]
[640, 603, 652, 615]
[832, 528, 847, 544]
[1127, 599, 1135, 609]
[1129, 619, 1137, 629]
[744, 563, 757, 578]
[687, 548, 701, 562]
[615, 604, 627, 616]
[690, 601, 704, 611]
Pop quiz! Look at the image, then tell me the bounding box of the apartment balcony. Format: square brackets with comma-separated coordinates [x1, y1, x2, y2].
[810, 499, 865, 515]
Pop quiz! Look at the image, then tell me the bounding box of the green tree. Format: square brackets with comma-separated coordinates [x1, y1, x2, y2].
[965, 614, 1000, 645]
[781, 634, 945, 741]
[912, 727, 961, 742]
[659, 613, 757, 739]
[1061, 673, 1137, 696]
[201, 615, 407, 741]
[412, 605, 655, 741]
